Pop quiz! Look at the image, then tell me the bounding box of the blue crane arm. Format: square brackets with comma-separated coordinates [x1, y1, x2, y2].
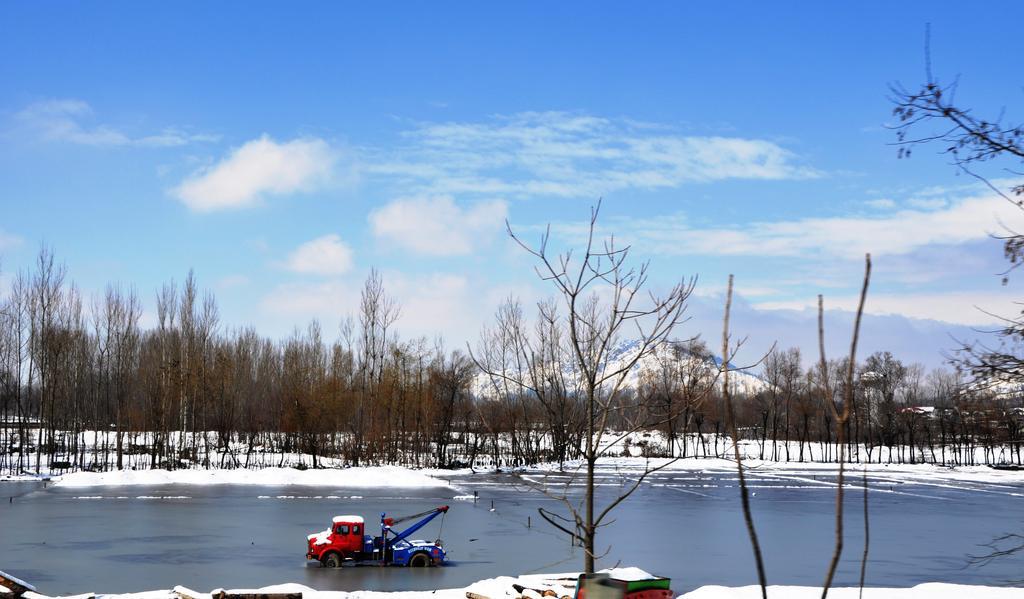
[386, 505, 448, 547]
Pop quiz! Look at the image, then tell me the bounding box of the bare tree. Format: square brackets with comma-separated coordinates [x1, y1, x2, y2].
[101, 284, 141, 470]
[29, 246, 67, 474]
[475, 203, 694, 573]
[353, 269, 400, 465]
[762, 348, 803, 461]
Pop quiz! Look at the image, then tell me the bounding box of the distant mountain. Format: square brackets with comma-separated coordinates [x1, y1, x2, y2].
[471, 339, 769, 399]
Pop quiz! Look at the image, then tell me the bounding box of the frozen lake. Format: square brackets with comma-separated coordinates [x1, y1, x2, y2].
[1, 464, 1023, 595]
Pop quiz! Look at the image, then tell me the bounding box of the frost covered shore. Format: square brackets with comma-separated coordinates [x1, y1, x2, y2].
[680, 583, 1023, 598]
[8, 572, 1021, 599]
[45, 464, 455, 488]
[3, 454, 1022, 489]
[4, 427, 1021, 485]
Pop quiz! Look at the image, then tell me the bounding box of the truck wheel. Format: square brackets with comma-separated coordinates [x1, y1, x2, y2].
[408, 552, 430, 567]
[322, 552, 342, 568]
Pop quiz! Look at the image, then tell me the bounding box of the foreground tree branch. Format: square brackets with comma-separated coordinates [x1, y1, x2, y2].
[720, 274, 768, 598]
[821, 254, 871, 598]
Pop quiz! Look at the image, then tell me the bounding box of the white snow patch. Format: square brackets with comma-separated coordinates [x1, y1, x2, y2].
[0, 473, 52, 482]
[53, 466, 451, 489]
[525, 456, 1024, 487]
[681, 583, 1024, 598]
[600, 567, 655, 581]
[11, 570, 1021, 599]
[307, 529, 332, 546]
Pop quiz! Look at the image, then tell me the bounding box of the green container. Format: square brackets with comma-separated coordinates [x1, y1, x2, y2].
[575, 573, 673, 599]
[622, 578, 671, 593]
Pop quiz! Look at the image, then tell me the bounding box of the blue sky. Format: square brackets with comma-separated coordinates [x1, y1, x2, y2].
[2, 2, 1022, 368]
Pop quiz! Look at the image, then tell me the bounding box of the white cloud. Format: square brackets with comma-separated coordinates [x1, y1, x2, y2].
[864, 198, 896, 209]
[214, 274, 251, 290]
[0, 229, 21, 251]
[260, 279, 360, 321]
[367, 112, 817, 199]
[753, 289, 1019, 327]
[582, 189, 1021, 260]
[285, 234, 354, 276]
[693, 284, 780, 299]
[173, 135, 334, 211]
[907, 197, 948, 210]
[258, 271, 498, 346]
[14, 99, 215, 147]
[679, 294, 984, 370]
[369, 196, 508, 256]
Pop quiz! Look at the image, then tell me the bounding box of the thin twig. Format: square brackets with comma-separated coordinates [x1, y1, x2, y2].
[722, 274, 768, 598]
[859, 465, 869, 599]
[821, 254, 871, 598]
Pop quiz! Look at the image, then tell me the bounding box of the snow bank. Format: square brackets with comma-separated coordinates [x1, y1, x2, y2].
[528, 456, 1024, 487]
[0, 473, 52, 482]
[53, 465, 451, 489]
[599, 567, 655, 581]
[681, 583, 1024, 598]
[78, 576, 1022, 599]
[23, 453, 1024, 493]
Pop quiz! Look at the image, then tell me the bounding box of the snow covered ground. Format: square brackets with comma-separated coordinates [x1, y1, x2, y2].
[679, 583, 1023, 598]
[46, 465, 454, 488]
[24, 570, 1021, 599]
[3, 425, 1020, 483]
[3, 452, 1021, 490]
[519, 455, 1024, 491]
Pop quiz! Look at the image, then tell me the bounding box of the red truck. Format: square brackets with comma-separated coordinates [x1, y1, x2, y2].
[306, 506, 449, 567]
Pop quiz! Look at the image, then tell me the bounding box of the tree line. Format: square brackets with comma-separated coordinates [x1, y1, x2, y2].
[646, 341, 1023, 467]
[1, 247, 1021, 477]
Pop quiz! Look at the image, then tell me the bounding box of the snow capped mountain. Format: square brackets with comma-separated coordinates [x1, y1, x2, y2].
[472, 339, 769, 399]
[602, 338, 769, 397]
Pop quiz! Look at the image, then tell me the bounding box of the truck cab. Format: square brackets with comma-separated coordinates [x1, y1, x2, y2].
[306, 515, 367, 566]
[329, 515, 365, 553]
